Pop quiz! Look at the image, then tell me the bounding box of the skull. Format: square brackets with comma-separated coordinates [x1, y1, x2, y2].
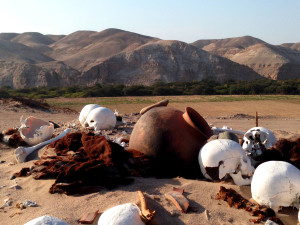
[98, 203, 145, 225]
[79, 104, 101, 127]
[86, 107, 116, 131]
[242, 127, 277, 158]
[24, 215, 69, 225]
[199, 139, 255, 185]
[19, 116, 54, 146]
[251, 161, 300, 218]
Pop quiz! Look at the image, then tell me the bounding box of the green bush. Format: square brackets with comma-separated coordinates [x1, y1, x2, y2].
[1, 78, 300, 98]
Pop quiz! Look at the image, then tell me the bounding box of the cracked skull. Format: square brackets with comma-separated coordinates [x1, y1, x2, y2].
[19, 116, 54, 146]
[242, 127, 277, 158]
[251, 161, 300, 219]
[198, 139, 255, 185]
[86, 107, 116, 131]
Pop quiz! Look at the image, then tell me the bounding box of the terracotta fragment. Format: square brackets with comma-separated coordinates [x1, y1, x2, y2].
[165, 191, 189, 213]
[79, 210, 99, 224]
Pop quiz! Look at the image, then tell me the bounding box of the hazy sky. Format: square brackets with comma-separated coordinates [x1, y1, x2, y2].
[0, 0, 299, 44]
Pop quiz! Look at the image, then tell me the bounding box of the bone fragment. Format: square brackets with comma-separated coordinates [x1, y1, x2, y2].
[15, 129, 71, 163]
[137, 190, 155, 221]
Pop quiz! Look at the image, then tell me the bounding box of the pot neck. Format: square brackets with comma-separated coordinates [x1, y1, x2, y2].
[182, 107, 213, 139]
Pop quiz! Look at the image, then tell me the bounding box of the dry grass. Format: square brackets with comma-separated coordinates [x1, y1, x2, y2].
[45, 95, 300, 119]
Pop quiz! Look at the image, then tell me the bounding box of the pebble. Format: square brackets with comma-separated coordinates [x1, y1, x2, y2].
[9, 184, 21, 190]
[23, 200, 37, 207]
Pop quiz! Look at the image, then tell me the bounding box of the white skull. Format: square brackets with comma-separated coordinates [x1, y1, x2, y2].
[19, 116, 54, 146]
[86, 107, 116, 131]
[242, 127, 277, 158]
[199, 139, 255, 186]
[24, 215, 69, 225]
[98, 203, 145, 225]
[79, 104, 101, 127]
[251, 161, 300, 218]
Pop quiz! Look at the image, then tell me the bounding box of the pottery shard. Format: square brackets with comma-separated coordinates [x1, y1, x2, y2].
[165, 191, 189, 213]
[140, 99, 169, 115]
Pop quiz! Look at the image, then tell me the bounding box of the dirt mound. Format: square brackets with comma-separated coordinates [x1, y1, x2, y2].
[0, 97, 77, 114]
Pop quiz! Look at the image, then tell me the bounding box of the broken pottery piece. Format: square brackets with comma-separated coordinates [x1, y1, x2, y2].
[79, 104, 101, 127]
[199, 139, 255, 185]
[172, 187, 184, 194]
[24, 215, 69, 225]
[86, 107, 116, 131]
[165, 191, 189, 213]
[98, 203, 145, 225]
[251, 161, 300, 214]
[140, 99, 169, 115]
[19, 116, 54, 146]
[79, 210, 99, 224]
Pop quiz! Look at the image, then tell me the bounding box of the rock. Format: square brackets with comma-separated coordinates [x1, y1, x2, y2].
[9, 184, 22, 190]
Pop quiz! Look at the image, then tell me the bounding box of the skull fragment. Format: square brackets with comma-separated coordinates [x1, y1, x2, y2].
[199, 139, 255, 185]
[19, 116, 54, 146]
[242, 127, 277, 158]
[251, 161, 300, 216]
[86, 107, 116, 131]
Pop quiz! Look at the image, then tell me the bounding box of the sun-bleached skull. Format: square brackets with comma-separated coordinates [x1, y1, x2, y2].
[79, 104, 101, 127]
[199, 139, 255, 185]
[24, 215, 69, 225]
[98, 203, 145, 225]
[251, 161, 300, 217]
[242, 127, 277, 158]
[86, 107, 116, 131]
[19, 116, 54, 146]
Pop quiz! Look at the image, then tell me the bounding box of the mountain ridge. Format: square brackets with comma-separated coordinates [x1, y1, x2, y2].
[0, 28, 299, 89]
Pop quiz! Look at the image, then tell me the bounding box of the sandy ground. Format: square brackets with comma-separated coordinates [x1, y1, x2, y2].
[0, 98, 299, 225]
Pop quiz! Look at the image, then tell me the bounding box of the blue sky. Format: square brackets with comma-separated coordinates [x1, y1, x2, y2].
[0, 0, 299, 44]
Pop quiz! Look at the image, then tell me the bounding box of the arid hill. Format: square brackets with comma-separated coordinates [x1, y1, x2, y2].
[281, 42, 300, 51]
[80, 40, 261, 85]
[192, 36, 300, 80]
[0, 29, 299, 89]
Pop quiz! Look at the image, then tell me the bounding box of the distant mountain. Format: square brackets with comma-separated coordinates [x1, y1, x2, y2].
[0, 40, 53, 63]
[47, 28, 159, 71]
[0, 29, 299, 89]
[281, 42, 300, 51]
[191, 36, 300, 80]
[80, 40, 261, 85]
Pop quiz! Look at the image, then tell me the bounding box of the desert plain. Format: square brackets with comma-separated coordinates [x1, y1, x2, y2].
[0, 95, 300, 225]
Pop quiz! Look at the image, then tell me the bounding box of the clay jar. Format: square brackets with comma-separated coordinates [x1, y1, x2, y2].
[129, 106, 213, 177]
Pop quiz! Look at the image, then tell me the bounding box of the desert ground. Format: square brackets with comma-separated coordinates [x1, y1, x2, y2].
[0, 96, 300, 225]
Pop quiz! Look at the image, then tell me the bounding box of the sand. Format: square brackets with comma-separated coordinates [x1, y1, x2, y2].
[0, 99, 299, 225]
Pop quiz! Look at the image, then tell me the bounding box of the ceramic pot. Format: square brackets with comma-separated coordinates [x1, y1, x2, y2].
[129, 106, 213, 177]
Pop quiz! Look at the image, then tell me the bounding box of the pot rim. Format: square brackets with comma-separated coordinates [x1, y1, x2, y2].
[182, 107, 213, 139]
